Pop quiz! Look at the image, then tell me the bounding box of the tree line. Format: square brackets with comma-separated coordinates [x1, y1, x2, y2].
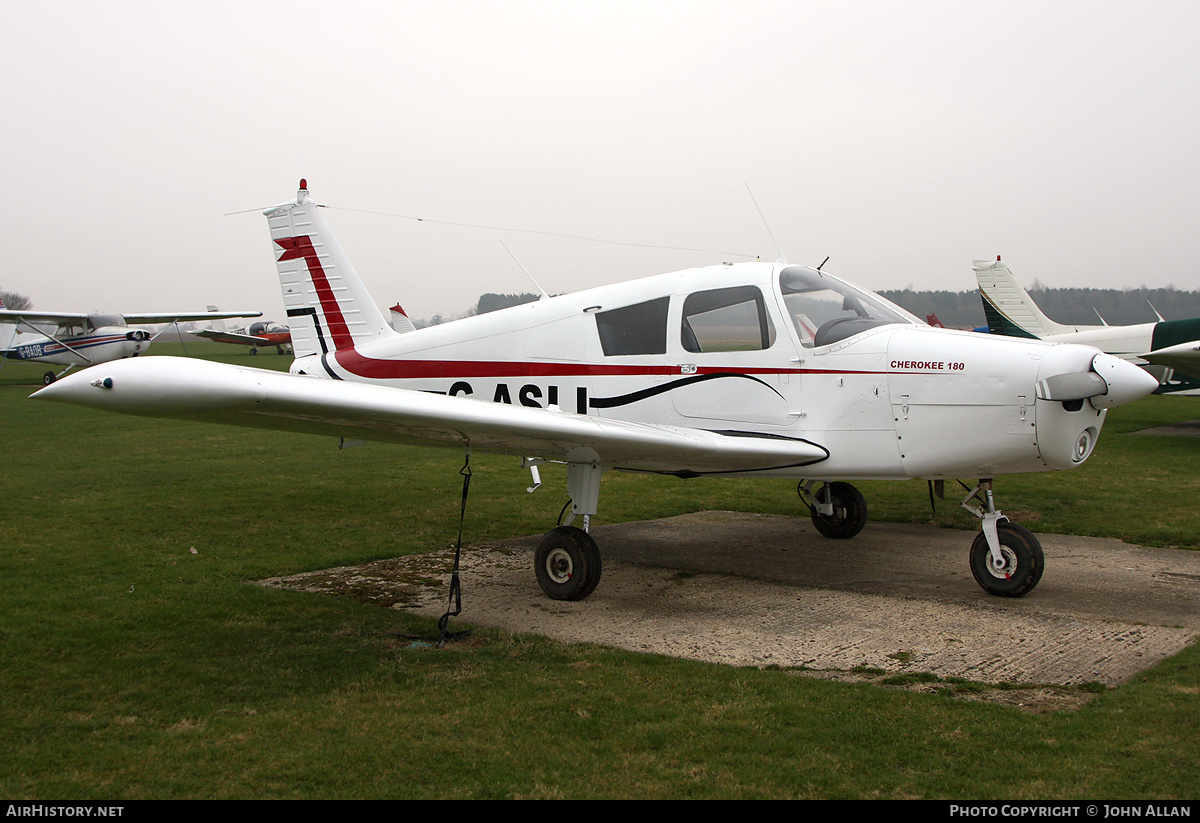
[879, 286, 1200, 329]
[414, 288, 1200, 331]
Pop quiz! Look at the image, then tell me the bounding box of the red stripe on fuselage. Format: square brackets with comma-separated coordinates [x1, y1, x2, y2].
[328, 349, 884, 380]
[275, 236, 354, 351]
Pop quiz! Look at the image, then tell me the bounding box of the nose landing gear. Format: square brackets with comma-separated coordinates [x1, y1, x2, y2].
[962, 479, 1044, 597]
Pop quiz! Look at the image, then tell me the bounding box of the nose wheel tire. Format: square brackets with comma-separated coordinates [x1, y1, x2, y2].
[969, 522, 1044, 597]
[808, 481, 868, 539]
[535, 526, 602, 601]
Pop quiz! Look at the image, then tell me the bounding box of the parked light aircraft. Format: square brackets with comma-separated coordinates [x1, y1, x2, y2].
[195, 318, 293, 355]
[34, 181, 1159, 602]
[976, 257, 1200, 394]
[1, 308, 263, 384]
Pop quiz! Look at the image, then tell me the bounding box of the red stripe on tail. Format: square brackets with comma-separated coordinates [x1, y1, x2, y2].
[275, 236, 355, 351]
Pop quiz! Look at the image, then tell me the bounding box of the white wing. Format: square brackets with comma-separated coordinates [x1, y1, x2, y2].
[32, 357, 828, 474]
[121, 311, 263, 324]
[0, 310, 90, 327]
[1142, 340, 1200, 382]
[0, 310, 263, 327]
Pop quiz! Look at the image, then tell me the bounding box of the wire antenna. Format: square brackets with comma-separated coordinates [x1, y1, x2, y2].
[745, 184, 788, 264]
[500, 240, 550, 300]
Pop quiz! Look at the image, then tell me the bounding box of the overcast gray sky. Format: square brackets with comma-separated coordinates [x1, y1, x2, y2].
[3, 1, 1198, 321]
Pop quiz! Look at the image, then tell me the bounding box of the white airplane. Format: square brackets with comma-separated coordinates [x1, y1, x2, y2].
[34, 181, 1159, 602]
[1, 307, 263, 384]
[975, 257, 1200, 393]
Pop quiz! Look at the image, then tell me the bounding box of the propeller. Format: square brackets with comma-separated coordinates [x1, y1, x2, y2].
[1035, 371, 1107, 402]
[1036, 352, 1159, 408]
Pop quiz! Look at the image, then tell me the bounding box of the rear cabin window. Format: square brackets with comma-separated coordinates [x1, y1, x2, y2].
[681, 286, 776, 353]
[595, 297, 669, 356]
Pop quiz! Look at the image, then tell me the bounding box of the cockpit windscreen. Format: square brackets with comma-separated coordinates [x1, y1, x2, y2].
[778, 266, 917, 348]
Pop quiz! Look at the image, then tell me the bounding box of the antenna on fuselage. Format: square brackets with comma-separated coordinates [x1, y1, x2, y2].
[500, 240, 550, 300]
[745, 184, 788, 264]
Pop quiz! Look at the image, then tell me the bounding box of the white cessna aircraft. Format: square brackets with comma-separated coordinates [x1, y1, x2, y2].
[1, 307, 263, 384]
[35, 181, 1158, 601]
[976, 257, 1200, 393]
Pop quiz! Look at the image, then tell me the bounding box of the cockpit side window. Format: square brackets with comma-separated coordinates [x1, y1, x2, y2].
[595, 297, 669, 356]
[681, 286, 776, 353]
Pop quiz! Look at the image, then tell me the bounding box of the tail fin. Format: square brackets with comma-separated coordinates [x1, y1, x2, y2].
[264, 180, 399, 358]
[205, 306, 228, 334]
[388, 303, 417, 333]
[973, 258, 1072, 338]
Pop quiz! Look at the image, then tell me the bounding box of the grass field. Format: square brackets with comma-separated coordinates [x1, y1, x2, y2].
[2, 345, 1198, 798]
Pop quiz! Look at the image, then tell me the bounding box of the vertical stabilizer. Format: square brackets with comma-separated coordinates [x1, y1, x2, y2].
[263, 180, 398, 358]
[204, 306, 228, 334]
[388, 303, 417, 333]
[974, 258, 1072, 338]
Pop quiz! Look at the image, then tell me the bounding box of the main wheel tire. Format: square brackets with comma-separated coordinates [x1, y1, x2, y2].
[808, 481, 868, 539]
[970, 522, 1044, 597]
[534, 526, 602, 601]
[42, 372, 56, 385]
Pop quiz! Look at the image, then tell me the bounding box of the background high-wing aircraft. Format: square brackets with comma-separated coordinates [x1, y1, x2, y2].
[194, 316, 293, 355]
[976, 257, 1200, 394]
[1, 308, 262, 384]
[35, 181, 1158, 603]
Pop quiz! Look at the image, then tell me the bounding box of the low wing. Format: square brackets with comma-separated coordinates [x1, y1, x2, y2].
[33, 357, 829, 475]
[122, 310, 263, 324]
[1143, 341, 1200, 382]
[193, 329, 269, 345]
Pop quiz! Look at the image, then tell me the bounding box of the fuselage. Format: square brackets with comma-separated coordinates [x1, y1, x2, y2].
[291, 262, 1121, 480]
[2, 318, 148, 367]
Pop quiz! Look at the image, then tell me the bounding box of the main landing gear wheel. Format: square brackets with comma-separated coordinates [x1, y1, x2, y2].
[969, 522, 1044, 597]
[42, 371, 56, 386]
[807, 481, 868, 539]
[535, 526, 602, 601]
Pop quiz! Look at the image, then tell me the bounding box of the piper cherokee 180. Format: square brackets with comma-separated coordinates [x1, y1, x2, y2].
[35, 181, 1158, 601]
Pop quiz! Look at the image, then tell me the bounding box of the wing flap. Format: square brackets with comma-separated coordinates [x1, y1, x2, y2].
[33, 357, 828, 473]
